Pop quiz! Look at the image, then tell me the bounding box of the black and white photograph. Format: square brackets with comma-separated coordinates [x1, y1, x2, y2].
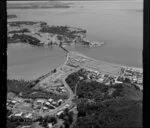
[6, 0, 143, 128]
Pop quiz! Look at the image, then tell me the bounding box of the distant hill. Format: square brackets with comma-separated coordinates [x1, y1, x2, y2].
[7, 1, 73, 9]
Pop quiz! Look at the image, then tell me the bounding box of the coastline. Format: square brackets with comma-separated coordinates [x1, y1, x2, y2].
[7, 43, 142, 80]
[60, 46, 142, 72]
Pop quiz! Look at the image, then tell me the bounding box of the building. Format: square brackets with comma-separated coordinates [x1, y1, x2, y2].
[48, 98, 53, 102]
[43, 106, 48, 110]
[24, 113, 32, 118]
[11, 100, 17, 104]
[97, 78, 104, 83]
[57, 111, 63, 116]
[36, 99, 45, 104]
[14, 112, 23, 117]
[45, 102, 50, 105]
[115, 80, 123, 84]
[48, 123, 53, 128]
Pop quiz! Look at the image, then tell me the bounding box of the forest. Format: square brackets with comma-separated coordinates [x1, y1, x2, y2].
[7, 79, 68, 100]
[66, 69, 143, 128]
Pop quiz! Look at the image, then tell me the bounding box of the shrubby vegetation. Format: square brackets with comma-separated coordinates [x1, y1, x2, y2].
[7, 79, 68, 100]
[35, 116, 57, 128]
[39, 25, 86, 39]
[66, 69, 143, 128]
[9, 29, 30, 34]
[7, 79, 32, 94]
[21, 90, 68, 100]
[65, 72, 80, 92]
[65, 68, 87, 92]
[8, 34, 42, 46]
[8, 21, 41, 27]
[7, 116, 33, 128]
[74, 98, 142, 128]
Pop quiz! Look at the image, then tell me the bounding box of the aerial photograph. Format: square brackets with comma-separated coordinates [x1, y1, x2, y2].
[7, 0, 143, 128]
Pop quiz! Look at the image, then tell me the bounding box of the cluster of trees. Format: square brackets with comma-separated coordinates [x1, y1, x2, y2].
[66, 69, 142, 128]
[58, 108, 74, 128]
[7, 79, 68, 100]
[7, 79, 32, 94]
[74, 97, 142, 128]
[65, 72, 80, 92]
[7, 116, 33, 128]
[39, 25, 86, 39]
[21, 90, 68, 100]
[9, 29, 30, 34]
[8, 34, 42, 46]
[65, 68, 88, 92]
[35, 116, 57, 128]
[8, 21, 40, 27]
[76, 80, 109, 100]
[66, 68, 125, 101]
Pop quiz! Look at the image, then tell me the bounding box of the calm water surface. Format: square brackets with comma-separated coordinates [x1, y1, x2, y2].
[7, 1, 143, 80]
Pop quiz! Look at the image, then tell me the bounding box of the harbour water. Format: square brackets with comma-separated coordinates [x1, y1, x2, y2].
[7, 1, 143, 80]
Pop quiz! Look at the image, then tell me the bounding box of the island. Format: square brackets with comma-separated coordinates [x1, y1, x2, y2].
[7, 49, 143, 128]
[7, 21, 104, 48]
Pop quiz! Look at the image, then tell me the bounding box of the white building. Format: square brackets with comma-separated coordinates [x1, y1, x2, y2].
[36, 99, 45, 104]
[57, 111, 63, 116]
[115, 80, 123, 84]
[24, 113, 32, 118]
[43, 106, 48, 110]
[12, 100, 17, 104]
[97, 78, 104, 83]
[48, 123, 52, 128]
[14, 112, 23, 117]
[45, 102, 50, 105]
[48, 98, 53, 102]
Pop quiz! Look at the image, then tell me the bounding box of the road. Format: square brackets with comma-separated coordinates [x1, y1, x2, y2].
[41, 71, 76, 117]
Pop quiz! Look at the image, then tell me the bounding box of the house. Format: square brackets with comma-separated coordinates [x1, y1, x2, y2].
[24, 113, 32, 118]
[105, 81, 110, 85]
[15, 97, 23, 102]
[48, 98, 53, 102]
[48, 123, 53, 128]
[115, 80, 123, 84]
[97, 78, 104, 83]
[14, 112, 23, 117]
[137, 78, 143, 84]
[58, 99, 63, 101]
[57, 111, 63, 116]
[11, 100, 17, 104]
[36, 99, 45, 104]
[43, 106, 48, 110]
[62, 89, 66, 93]
[62, 104, 70, 109]
[45, 102, 50, 105]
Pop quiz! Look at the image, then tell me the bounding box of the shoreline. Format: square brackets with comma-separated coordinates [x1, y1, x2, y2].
[7, 43, 142, 80]
[72, 51, 142, 71]
[60, 45, 142, 72]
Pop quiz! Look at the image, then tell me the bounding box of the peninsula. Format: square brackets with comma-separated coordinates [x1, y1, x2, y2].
[7, 21, 104, 47]
[7, 21, 142, 128]
[7, 49, 143, 128]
